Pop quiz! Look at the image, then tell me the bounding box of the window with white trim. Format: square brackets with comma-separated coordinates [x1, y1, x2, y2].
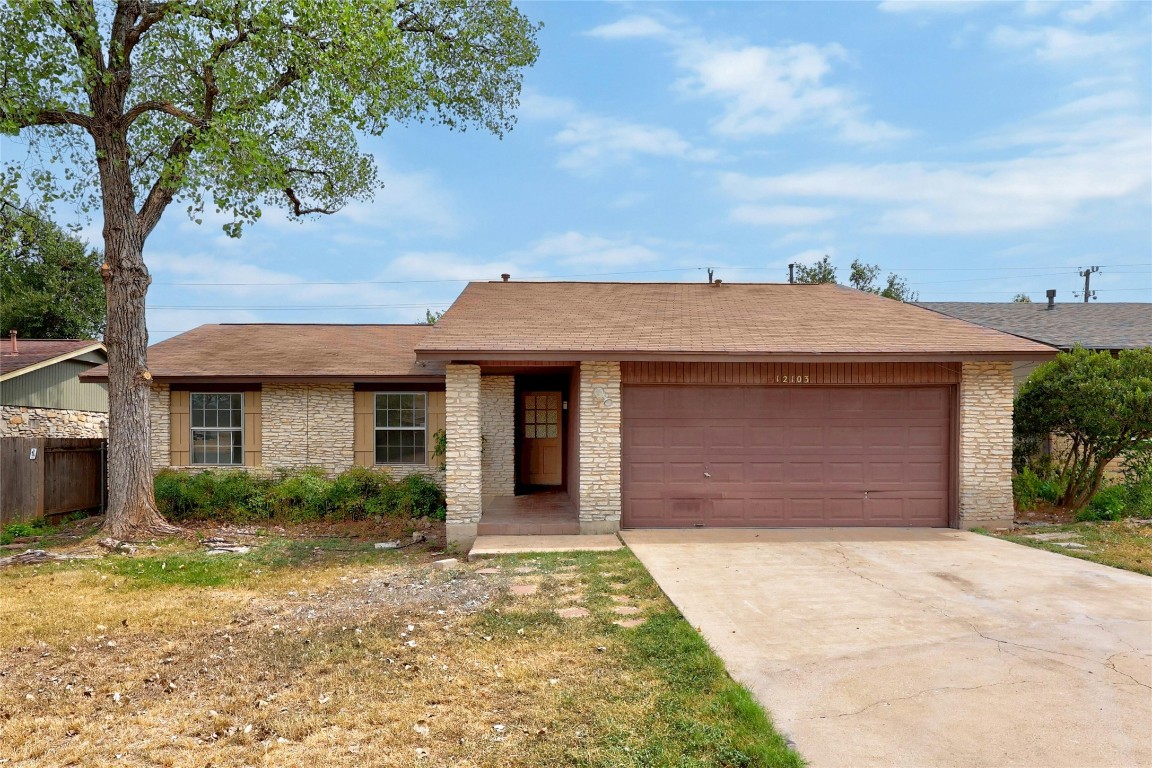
[191, 393, 244, 465]
[375, 392, 426, 464]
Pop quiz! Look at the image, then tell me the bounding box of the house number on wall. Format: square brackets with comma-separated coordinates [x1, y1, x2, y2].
[775, 375, 810, 383]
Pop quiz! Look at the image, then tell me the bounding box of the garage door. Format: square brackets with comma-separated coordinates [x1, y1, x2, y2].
[622, 386, 951, 528]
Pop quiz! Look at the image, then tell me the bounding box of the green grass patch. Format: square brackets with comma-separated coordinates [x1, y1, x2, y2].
[992, 520, 1152, 576]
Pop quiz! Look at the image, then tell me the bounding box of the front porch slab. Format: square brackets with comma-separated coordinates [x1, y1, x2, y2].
[468, 534, 623, 558]
[478, 491, 579, 536]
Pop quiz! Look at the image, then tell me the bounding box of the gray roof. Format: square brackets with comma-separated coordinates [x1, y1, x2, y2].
[915, 302, 1152, 351]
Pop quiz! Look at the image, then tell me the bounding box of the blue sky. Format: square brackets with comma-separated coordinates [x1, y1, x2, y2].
[68, 2, 1152, 339]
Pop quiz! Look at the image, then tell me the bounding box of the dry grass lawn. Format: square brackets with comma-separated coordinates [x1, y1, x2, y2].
[0, 532, 801, 767]
[991, 519, 1152, 575]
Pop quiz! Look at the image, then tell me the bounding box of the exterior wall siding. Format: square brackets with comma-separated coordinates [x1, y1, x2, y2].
[0, 405, 108, 438]
[577, 361, 622, 531]
[480, 375, 515, 498]
[1, 360, 109, 411]
[149, 383, 443, 485]
[445, 365, 483, 535]
[959, 361, 1015, 526]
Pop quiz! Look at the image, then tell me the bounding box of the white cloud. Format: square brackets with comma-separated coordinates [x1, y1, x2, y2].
[587, 16, 673, 40]
[1061, 1, 1119, 24]
[519, 87, 714, 173]
[591, 15, 908, 144]
[525, 232, 660, 267]
[730, 204, 837, 227]
[988, 23, 1134, 61]
[720, 131, 1149, 234]
[555, 116, 717, 171]
[384, 251, 520, 282]
[877, 1, 984, 14]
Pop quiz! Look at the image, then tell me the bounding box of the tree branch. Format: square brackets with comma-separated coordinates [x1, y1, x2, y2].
[0, 108, 95, 131]
[121, 100, 206, 129]
[284, 187, 336, 216]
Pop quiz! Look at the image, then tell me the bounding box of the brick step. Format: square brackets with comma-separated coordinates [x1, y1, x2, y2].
[477, 521, 581, 536]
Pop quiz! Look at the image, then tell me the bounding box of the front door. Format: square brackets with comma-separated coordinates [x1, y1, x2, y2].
[521, 390, 563, 486]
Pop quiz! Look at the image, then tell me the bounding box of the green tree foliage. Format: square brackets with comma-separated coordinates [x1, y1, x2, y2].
[1013, 293, 1032, 303]
[0, 202, 105, 339]
[794, 255, 918, 301]
[0, 0, 539, 539]
[1014, 347, 1152, 510]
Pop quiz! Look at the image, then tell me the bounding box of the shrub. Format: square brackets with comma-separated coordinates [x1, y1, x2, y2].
[153, 467, 445, 524]
[1012, 466, 1064, 511]
[0, 519, 54, 545]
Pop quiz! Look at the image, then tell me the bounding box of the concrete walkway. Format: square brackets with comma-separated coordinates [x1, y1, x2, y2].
[468, 534, 622, 557]
[624, 528, 1152, 768]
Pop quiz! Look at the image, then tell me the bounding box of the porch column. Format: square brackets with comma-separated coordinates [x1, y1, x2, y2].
[480, 375, 516, 498]
[958, 361, 1014, 529]
[445, 364, 482, 547]
[577, 361, 622, 534]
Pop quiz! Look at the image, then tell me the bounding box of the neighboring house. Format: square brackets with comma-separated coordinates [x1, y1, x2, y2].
[83, 282, 1056, 545]
[1, 334, 109, 438]
[916, 300, 1152, 389]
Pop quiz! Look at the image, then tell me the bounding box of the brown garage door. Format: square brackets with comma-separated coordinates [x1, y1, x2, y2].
[622, 386, 952, 528]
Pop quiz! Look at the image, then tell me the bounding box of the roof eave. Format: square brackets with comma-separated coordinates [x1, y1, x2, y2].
[0, 342, 107, 382]
[78, 373, 446, 384]
[414, 349, 1059, 363]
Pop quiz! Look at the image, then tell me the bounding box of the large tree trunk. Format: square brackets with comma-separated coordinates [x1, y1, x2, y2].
[97, 134, 179, 540]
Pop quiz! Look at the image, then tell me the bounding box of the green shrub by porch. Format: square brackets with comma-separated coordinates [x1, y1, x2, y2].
[154, 466, 445, 524]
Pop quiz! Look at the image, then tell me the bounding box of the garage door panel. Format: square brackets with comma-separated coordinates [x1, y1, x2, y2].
[623, 385, 951, 528]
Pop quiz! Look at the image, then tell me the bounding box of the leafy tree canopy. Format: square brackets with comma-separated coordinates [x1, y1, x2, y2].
[0, 0, 540, 540]
[0, 201, 105, 339]
[1015, 347, 1152, 510]
[793, 255, 918, 301]
[1013, 293, 1032, 303]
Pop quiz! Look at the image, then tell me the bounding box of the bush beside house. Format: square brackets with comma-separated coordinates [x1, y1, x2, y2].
[154, 467, 446, 525]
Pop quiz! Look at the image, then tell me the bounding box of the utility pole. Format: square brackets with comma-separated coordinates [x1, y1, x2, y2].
[788, 263, 796, 284]
[1078, 266, 1099, 302]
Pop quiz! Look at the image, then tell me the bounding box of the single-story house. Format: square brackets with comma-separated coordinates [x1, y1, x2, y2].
[1, 333, 109, 438]
[83, 282, 1056, 545]
[917, 298, 1152, 389]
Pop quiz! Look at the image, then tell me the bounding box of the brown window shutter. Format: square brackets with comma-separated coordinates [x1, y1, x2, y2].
[170, 389, 190, 466]
[427, 391, 445, 465]
[353, 390, 375, 467]
[244, 390, 262, 467]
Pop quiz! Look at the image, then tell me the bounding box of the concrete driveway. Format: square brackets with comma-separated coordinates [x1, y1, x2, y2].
[623, 528, 1152, 768]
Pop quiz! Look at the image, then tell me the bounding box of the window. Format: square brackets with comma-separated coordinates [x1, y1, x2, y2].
[191, 393, 243, 465]
[375, 392, 426, 464]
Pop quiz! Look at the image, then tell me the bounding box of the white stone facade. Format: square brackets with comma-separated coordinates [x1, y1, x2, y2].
[480, 375, 515, 498]
[959, 361, 1015, 526]
[577, 361, 622, 531]
[445, 365, 483, 530]
[0, 405, 108, 438]
[149, 385, 169, 470]
[261, 383, 354, 474]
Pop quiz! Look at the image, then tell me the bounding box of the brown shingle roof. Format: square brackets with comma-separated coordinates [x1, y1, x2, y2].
[80, 325, 444, 382]
[418, 282, 1057, 360]
[915, 302, 1152, 351]
[0, 339, 105, 376]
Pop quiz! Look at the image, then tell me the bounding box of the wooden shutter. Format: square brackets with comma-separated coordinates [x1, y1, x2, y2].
[427, 391, 445, 466]
[244, 390, 262, 467]
[354, 390, 375, 467]
[170, 389, 190, 466]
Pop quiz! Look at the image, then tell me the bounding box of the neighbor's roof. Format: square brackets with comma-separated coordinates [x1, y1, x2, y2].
[417, 282, 1057, 361]
[916, 302, 1152, 351]
[0, 339, 106, 380]
[80, 325, 444, 382]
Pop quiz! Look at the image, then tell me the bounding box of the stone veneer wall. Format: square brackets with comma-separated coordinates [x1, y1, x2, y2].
[1, 405, 108, 438]
[445, 365, 483, 536]
[149, 385, 169, 471]
[959, 361, 1014, 526]
[577, 361, 622, 532]
[480, 375, 515, 498]
[261, 383, 354, 474]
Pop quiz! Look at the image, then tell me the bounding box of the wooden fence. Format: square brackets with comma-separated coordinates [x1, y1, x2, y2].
[1, 438, 106, 525]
